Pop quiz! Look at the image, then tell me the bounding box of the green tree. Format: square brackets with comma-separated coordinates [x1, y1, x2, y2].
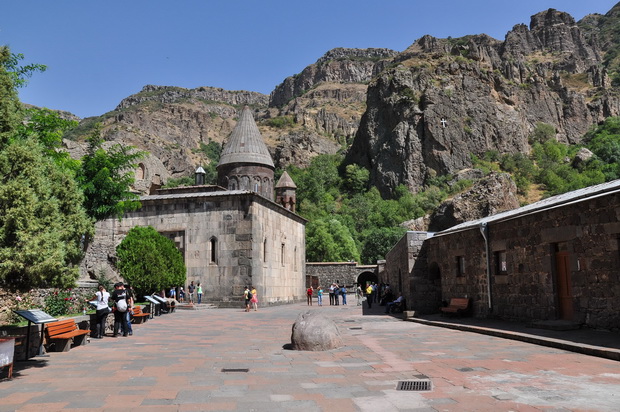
[77, 125, 146, 221]
[0, 139, 93, 289]
[0, 47, 22, 147]
[15, 107, 79, 171]
[116, 226, 186, 297]
[360, 226, 407, 265]
[305, 219, 360, 262]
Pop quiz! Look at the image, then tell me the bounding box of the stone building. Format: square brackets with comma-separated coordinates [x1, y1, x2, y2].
[386, 179, 620, 329]
[82, 107, 306, 307]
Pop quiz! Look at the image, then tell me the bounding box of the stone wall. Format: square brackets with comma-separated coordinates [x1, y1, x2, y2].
[305, 262, 370, 289]
[83, 191, 306, 308]
[426, 191, 620, 329]
[385, 232, 440, 314]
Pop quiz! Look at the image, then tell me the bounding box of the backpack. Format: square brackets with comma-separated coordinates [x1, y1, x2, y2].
[116, 298, 128, 312]
[246, 291, 253, 300]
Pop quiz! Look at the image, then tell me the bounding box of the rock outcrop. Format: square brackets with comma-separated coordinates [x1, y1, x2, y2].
[428, 173, 520, 232]
[345, 8, 620, 197]
[290, 311, 344, 351]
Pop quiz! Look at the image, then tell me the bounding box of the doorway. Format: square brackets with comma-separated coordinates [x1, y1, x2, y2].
[554, 250, 573, 320]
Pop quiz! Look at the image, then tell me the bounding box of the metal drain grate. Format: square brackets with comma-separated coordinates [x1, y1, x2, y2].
[349, 327, 362, 330]
[397, 380, 432, 391]
[221, 368, 249, 373]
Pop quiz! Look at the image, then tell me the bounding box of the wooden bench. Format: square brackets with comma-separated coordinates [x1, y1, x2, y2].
[440, 298, 471, 317]
[44, 319, 89, 352]
[131, 306, 150, 324]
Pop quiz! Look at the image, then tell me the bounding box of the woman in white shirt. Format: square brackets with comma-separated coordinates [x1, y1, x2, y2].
[93, 285, 111, 339]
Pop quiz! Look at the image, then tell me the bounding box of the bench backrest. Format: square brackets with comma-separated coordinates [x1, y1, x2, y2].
[448, 298, 470, 309]
[132, 306, 143, 315]
[46, 319, 78, 338]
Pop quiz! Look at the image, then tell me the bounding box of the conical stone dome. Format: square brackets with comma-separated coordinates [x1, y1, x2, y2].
[218, 106, 274, 168]
[217, 106, 275, 199]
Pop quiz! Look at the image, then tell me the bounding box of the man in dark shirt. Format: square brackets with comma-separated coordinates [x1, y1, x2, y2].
[110, 282, 129, 337]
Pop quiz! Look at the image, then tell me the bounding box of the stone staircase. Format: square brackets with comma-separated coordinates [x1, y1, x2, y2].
[175, 303, 217, 311]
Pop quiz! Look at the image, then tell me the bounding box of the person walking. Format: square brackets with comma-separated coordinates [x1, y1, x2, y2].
[356, 284, 363, 306]
[250, 286, 258, 311]
[306, 286, 313, 306]
[341, 285, 347, 305]
[365, 283, 373, 309]
[243, 286, 252, 312]
[188, 281, 195, 304]
[197, 282, 203, 304]
[317, 287, 323, 306]
[92, 285, 110, 339]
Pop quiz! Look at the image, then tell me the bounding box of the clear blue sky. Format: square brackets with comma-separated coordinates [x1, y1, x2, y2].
[2, 0, 618, 118]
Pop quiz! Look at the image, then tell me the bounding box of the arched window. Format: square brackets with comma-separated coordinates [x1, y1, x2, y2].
[229, 177, 238, 191]
[281, 243, 285, 266]
[210, 237, 218, 264]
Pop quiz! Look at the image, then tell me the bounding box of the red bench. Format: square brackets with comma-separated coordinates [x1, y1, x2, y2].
[45, 319, 89, 352]
[440, 298, 471, 317]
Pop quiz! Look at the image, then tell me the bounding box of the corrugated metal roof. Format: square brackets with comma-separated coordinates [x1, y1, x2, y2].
[217, 106, 274, 168]
[435, 179, 620, 236]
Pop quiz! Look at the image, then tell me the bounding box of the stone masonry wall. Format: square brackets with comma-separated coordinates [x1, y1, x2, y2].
[385, 232, 440, 314]
[427, 191, 620, 329]
[305, 262, 360, 289]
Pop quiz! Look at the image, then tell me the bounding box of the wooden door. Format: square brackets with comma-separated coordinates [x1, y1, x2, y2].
[555, 251, 573, 320]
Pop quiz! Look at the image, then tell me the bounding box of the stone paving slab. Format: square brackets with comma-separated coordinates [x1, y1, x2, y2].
[1, 302, 619, 411]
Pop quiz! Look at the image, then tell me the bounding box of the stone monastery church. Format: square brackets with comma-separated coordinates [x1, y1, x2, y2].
[81, 107, 306, 307]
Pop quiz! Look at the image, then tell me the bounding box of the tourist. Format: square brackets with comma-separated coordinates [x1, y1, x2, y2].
[92, 285, 110, 339]
[197, 282, 203, 304]
[243, 286, 252, 312]
[356, 284, 363, 306]
[124, 284, 134, 336]
[329, 284, 335, 305]
[341, 285, 347, 305]
[385, 293, 404, 314]
[188, 281, 195, 304]
[169, 287, 176, 300]
[178, 287, 185, 303]
[317, 286, 323, 306]
[306, 286, 313, 306]
[110, 282, 129, 337]
[365, 283, 373, 309]
[250, 286, 258, 311]
[334, 283, 340, 305]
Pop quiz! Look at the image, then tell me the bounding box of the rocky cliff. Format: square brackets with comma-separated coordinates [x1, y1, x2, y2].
[61, 4, 620, 200]
[345, 7, 620, 197]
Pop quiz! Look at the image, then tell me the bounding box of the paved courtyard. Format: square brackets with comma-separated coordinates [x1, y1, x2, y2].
[1, 301, 619, 411]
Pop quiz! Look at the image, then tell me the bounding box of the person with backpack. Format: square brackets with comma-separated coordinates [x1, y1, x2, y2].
[243, 286, 252, 312]
[111, 282, 129, 337]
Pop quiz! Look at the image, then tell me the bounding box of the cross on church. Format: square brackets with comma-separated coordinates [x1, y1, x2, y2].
[441, 118, 447, 128]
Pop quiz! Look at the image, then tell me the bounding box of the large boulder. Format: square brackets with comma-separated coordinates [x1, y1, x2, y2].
[290, 311, 344, 351]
